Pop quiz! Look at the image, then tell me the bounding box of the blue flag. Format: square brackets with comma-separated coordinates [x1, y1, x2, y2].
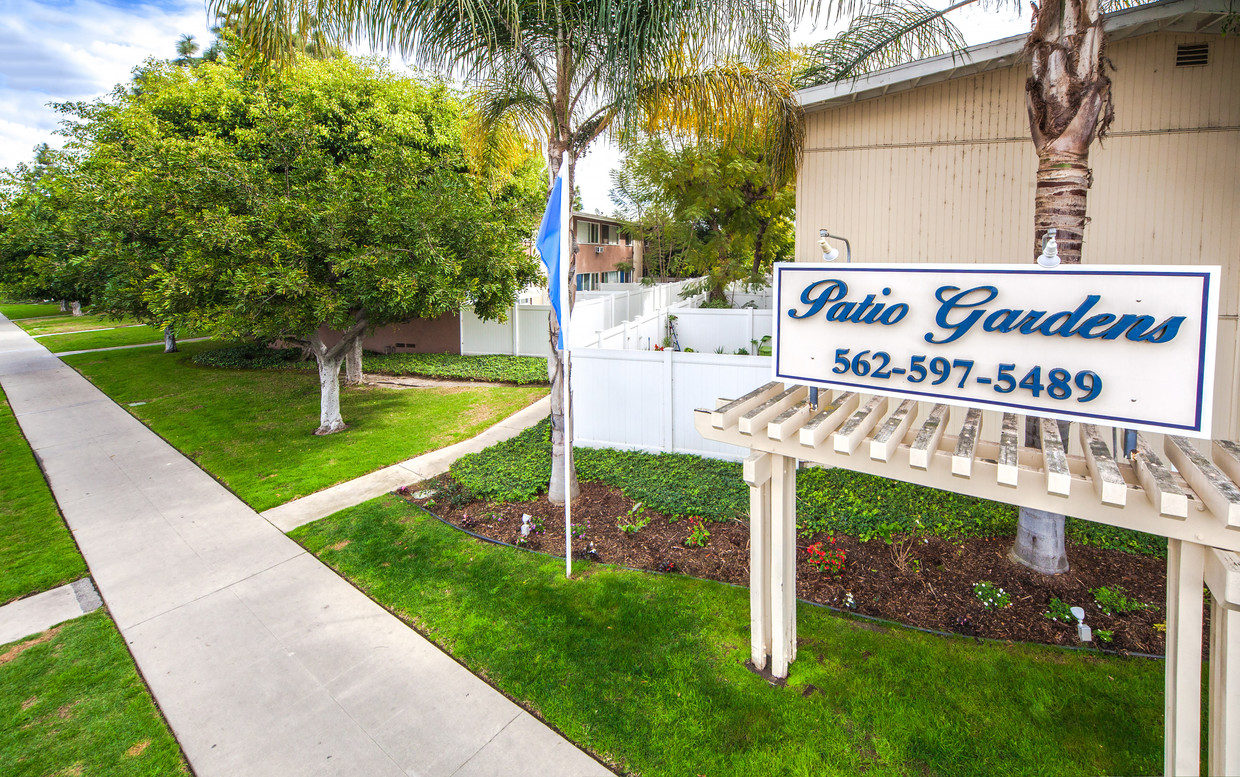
[535, 168, 568, 349]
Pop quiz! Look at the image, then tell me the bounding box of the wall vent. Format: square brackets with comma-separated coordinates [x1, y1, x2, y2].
[1176, 43, 1209, 67]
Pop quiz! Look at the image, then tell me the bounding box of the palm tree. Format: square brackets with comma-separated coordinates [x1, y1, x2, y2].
[212, 0, 805, 502]
[174, 34, 200, 65]
[800, 0, 1137, 573]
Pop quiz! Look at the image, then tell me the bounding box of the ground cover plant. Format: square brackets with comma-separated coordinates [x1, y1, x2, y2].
[193, 344, 550, 385]
[0, 612, 188, 776]
[39, 324, 191, 353]
[449, 420, 1164, 556]
[412, 479, 1170, 653]
[0, 302, 62, 319]
[292, 495, 1164, 777]
[64, 341, 548, 511]
[0, 386, 85, 604]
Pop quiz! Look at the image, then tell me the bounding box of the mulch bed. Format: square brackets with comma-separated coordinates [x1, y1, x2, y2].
[403, 479, 1174, 655]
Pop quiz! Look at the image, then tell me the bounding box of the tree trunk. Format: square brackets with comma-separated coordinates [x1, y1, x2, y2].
[344, 336, 363, 385]
[58, 300, 67, 313]
[546, 138, 580, 505]
[308, 320, 366, 436]
[163, 325, 177, 353]
[314, 351, 347, 435]
[1010, 0, 1111, 575]
[547, 311, 580, 503]
[70, 301, 82, 316]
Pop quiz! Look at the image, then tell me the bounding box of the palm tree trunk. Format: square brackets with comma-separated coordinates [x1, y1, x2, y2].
[547, 135, 580, 505]
[1010, 0, 1112, 575]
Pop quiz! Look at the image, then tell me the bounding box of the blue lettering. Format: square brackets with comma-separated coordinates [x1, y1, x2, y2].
[924, 285, 998, 344]
[788, 279, 847, 319]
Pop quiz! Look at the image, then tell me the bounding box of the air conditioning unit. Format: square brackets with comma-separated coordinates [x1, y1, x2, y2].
[594, 246, 603, 254]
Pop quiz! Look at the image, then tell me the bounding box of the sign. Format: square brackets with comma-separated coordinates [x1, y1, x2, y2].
[772, 263, 1220, 436]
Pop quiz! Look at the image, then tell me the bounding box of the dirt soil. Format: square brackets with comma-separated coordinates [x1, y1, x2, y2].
[404, 479, 1174, 655]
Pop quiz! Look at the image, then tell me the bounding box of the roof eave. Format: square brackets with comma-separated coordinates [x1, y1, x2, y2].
[797, 0, 1234, 111]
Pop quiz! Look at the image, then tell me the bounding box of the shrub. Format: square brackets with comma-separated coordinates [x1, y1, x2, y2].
[362, 353, 549, 385]
[191, 343, 304, 369]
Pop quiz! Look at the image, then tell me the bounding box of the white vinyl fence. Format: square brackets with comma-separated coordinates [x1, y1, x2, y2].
[460, 278, 705, 356]
[571, 349, 772, 460]
[460, 278, 781, 459]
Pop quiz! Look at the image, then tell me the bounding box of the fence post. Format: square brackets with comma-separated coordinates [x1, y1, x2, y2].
[746, 308, 755, 349]
[663, 348, 674, 451]
[511, 305, 519, 356]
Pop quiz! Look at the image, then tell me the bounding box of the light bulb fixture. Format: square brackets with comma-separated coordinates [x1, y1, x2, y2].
[1037, 228, 1060, 268]
[818, 228, 851, 263]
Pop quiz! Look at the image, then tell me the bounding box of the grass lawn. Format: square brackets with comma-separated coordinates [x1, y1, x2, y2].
[15, 313, 139, 336]
[293, 496, 1165, 777]
[0, 386, 86, 605]
[65, 341, 548, 511]
[39, 325, 184, 353]
[0, 611, 188, 776]
[0, 302, 62, 319]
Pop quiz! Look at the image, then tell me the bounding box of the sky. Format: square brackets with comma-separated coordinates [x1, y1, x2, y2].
[1, 0, 1030, 214]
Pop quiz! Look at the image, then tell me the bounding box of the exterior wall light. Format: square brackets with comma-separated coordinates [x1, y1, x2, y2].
[1037, 228, 1060, 268]
[818, 228, 851, 263]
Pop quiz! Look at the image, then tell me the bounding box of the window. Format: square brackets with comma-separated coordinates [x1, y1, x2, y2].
[587, 222, 600, 244]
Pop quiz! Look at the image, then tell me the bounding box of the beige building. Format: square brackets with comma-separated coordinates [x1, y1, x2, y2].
[794, 0, 1239, 437]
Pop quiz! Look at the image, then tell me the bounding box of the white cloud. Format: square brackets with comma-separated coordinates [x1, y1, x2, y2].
[0, 0, 213, 167]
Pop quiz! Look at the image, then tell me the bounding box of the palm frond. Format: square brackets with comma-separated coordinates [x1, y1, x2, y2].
[628, 55, 804, 186]
[796, 0, 968, 87]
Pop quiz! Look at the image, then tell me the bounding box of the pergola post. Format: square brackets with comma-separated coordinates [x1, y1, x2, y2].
[745, 450, 797, 678]
[1165, 539, 1206, 777]
[744, 452, 773, 671]
[770, 453, 797, 677]
[697, 383, 1240, 770]
[1206, 549, 1240, 776]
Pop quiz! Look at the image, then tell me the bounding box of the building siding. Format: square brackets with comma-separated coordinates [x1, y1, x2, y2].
[796, 30, 1240, 437]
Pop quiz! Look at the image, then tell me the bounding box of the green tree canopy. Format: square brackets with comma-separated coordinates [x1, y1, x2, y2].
[55, 54, 543, 434]
[615, 137, 795, 301]
[0, 147, 97, 310]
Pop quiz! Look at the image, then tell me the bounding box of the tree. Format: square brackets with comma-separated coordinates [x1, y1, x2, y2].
[799, 0, 1146, 573]
[0, 149, 97, 316]
[211, 0, 805, 500]
[616, 137, 796, 301]
[59, 55, 543, 434]
[175, 34, 200, 65]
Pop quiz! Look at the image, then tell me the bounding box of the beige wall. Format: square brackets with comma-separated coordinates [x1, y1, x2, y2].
[796, 31, 1240, 437]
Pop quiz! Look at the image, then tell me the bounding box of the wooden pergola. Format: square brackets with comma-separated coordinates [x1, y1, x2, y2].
[695, 382, 1240, 777]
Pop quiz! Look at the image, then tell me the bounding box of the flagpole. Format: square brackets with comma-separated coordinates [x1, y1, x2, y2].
[560, 160, 573, 579]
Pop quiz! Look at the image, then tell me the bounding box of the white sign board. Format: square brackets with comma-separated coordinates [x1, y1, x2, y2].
[773, 263, 1220, 437]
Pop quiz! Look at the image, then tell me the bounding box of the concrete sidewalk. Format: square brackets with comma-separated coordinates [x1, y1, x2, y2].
[0, 316, 611, 777]
[0, 578, 102, 645]
[263, 394, 550, 531]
